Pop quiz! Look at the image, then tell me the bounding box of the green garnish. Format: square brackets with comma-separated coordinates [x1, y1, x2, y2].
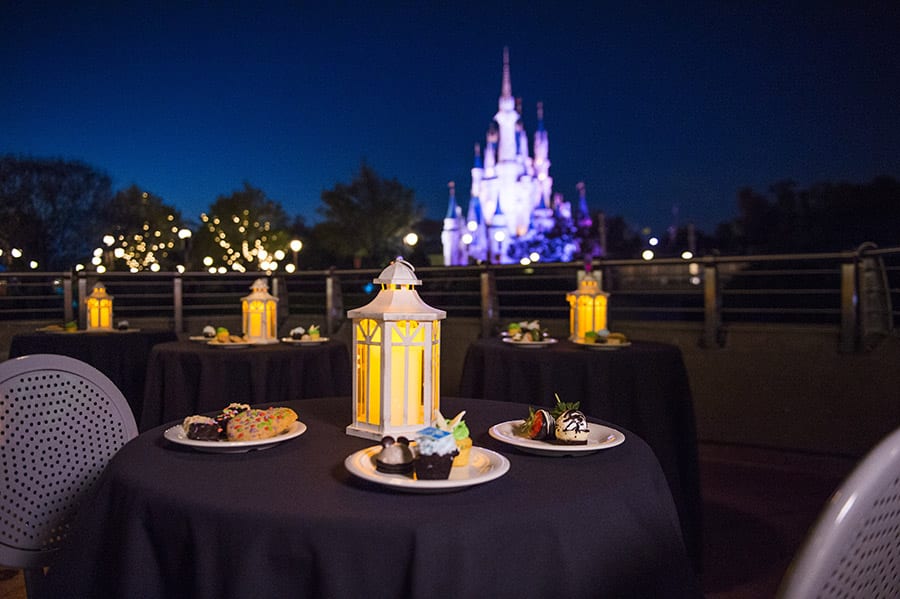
[550, 393, 580, 418]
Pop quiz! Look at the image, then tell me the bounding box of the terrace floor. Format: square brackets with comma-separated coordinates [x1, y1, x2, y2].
[0, 441, 857, 599]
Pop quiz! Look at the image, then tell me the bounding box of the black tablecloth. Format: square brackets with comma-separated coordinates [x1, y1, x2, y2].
[45, 397, 700, 599]
[8, 329, 178, 420]
[140, 340, 352, 431]
[459, 337, 702, 569]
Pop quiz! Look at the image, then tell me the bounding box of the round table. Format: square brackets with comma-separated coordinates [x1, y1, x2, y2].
[8, 328, 178, 420]
[458, 337, 702, 569]
[140, 340, 351, 431]
[46, 397, 701, 599]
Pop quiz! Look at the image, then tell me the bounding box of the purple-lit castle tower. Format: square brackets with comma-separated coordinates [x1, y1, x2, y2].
[442, 48, 592, 266]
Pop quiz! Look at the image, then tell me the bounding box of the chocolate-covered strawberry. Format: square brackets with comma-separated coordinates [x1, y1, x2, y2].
[518, 407, 555, 440]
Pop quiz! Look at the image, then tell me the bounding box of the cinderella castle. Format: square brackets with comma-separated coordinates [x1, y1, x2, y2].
[442, 48, 594, 266]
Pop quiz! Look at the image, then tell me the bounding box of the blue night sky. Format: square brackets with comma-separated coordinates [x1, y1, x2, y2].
[3, 2, 899, 236]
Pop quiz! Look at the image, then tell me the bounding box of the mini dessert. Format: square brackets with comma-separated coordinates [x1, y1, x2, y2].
[117, 320, 130, 330]
[202, 325, 216, 339]
[375, 436, 414, 474]
[507, 320, 545, 342]
[215, 327, 230, 343]
[182, 415, 222, 441]
[64, 320, 78, 332]
[290, 326, 306, 340]
[583, 331, 598, 344]
[605, 332, 628, 345]
[435, 411, 472, 467]
[518, 407, 555, 440]
[554, 409, 590, 445]
[214, 402, 250, 436]
[226, 407, 298, 441]
[308, 325, 321, 340]
[413, 427, 458, 480]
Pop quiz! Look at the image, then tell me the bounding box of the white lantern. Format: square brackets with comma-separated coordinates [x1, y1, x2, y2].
[241, 278, 279, 344]
[86, 283, 114, 331]
[346, 258, 446, 440]
[567, 268, 609, 342]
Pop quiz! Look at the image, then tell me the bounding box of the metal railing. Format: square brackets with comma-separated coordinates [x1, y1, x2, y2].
[1, 244, 896, 352]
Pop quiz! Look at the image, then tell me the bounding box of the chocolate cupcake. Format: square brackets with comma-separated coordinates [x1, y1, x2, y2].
[413, 427, 459, 480]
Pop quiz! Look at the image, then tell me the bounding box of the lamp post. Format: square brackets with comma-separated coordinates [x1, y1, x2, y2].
[178, 228, 192, 270]
[288, 239, 303, 272]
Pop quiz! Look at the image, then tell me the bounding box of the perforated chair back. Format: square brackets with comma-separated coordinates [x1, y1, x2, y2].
[778, 425, 900, 598]
[0, 353, 138, 573]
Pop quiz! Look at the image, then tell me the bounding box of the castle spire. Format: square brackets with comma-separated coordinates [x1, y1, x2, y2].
[445, 181, 459, 219]
[501, 46, 512, 99]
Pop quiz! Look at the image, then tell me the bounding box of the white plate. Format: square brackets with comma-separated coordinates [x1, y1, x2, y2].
[189, 335, 215, 342]
[280, 337, 329, 345]
[489, 420, 625, 456]
[344, 446, 510, 493]
[574, 340, 632, 350]
[207, 340, 252, 349]
[501, 337, 558, 348]
[164, 421, 307, 453]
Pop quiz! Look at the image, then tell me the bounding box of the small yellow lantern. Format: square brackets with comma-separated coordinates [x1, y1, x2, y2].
[567, 267, 610, 342]
[86, 283, 114, 331]
[346, 258, 446, 440]
[241, 278, 279, 344]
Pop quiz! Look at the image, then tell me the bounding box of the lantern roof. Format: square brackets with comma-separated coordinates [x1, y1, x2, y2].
[567, 271, 609, 298]
[373, 257, 421, 286]
[349, 258, 445, 320]
[242, 278, 278, 302]
[89, 283, 112, 298]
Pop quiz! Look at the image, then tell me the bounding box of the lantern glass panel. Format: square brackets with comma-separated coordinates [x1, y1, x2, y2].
[389, 321, 425, 427]
[266, 301, 277, 337]
[431, 321, 441, 412]
[356, 319, 382, 425]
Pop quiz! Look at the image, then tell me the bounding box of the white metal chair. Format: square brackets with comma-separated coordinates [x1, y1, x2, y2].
[0, 354, 138, 598]
[777, 426, 900, 598]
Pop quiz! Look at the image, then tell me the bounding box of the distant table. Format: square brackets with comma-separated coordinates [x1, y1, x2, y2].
[8, 328, 178, 420]
[45, 397, 701, 599]
[140, 340, 351, 431]
[459, 337, 702, 569]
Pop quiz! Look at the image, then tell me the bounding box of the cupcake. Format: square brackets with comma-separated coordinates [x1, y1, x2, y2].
[290, 326, 306, 340]
[202, 325, 216, 339]
[308, 325, 321, 340]
[413, 427, 458, 480]
[375, 436, 414, 475]
[435, 411, 472, 467]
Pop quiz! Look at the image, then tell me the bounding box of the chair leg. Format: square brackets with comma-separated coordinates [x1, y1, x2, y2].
[23, 567, 47, 599]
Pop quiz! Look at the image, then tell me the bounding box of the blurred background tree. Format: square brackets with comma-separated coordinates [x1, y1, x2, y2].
[191, 182, 293, 273]
[0, 155, 112, 270]
[97, 185, 191, 272]
[314, 164, 422, 268]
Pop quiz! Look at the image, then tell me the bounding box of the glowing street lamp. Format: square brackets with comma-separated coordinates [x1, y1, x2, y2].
[346, 258, 446, 440]
[289, 239, 303, 269]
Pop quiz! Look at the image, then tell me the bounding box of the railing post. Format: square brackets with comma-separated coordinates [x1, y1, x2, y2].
[702, 259, 723, 348]
[76, 273, 88, 329]
[63, 272, 74, 324]
[173, 275, 183, 333]
[325, 269, 343, 336]
[839, 260, 858, 353]
[480, 267, 499, 338]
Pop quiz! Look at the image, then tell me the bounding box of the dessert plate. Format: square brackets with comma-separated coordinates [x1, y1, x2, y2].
[573, 340, 632, 350]
[189, 335, 214, 342]
[489, 420, 625, 456]
[280, 337, 330, 344]
[501, 337, 558, 348]
[207, 340, 252, 348]
[344, 446, 509, 493]
[164, 421, 307, 453]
